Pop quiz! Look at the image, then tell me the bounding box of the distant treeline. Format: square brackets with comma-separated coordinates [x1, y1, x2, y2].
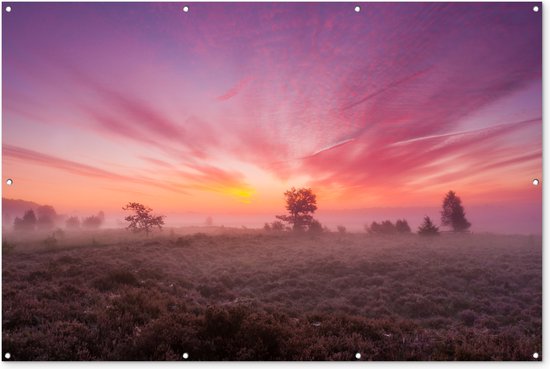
[12, 205, 105, 232]
[265, 188, 470, 236]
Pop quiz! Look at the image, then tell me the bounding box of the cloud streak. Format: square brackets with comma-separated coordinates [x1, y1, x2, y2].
[2, 3, 542, 213]
[3, 145, 186, 194]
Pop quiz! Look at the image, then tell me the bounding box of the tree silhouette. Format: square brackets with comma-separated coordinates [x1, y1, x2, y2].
[14, 210, 37, 232]
[276, 187, 318, 231]
[270, 221, 284, 232]
[418, 216, 439, 236]
[395, 219, 411, 233]
[82, 212, 104, 229]
[441, 190, 471, 232]
[36, 205, 57, 230]
[309, 219, 324, 234]
[123, 202, 165, 236]
[368, 220, 400, 235]
[65, 216, 81, 229]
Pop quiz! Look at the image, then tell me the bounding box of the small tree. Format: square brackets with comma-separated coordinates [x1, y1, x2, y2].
[395, 219, 411, 233]
[14, 210, 37, 232]
[82, 215, 103, 229]
[309, 220, 324, 234]
[271, 221, 284, 232]
[441, 190, 471, 232]
[263, 222, 272, 231]
[337, 225, 346, 234]
[123, 202, 165, 236]
[65, 216, 81, 229]
[367, 221, 381, 234]
[276, 187, 318, 231]
[368, 220, 396, 235]
[380, 220, 396, 234]
[418, 216, 439, 236]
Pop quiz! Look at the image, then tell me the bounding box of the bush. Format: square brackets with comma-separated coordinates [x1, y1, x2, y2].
[82, 216, 103, 229]
[368, 220, 396, 235]
[36, 205, 58, 230]
[337, 225, 346, 234]
[14, 210, 37, 232]
[270, 221, 284, 232]
[82, 212, 105, 229]
[65, 216, 80, 229]
[395, 219, 411, 233]
[309, 220, 324, 234]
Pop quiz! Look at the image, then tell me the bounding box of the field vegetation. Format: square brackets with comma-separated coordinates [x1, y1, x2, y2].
[2, 229, 541, 360]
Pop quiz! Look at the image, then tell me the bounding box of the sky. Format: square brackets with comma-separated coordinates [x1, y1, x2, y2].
[2, 3, 542, 232]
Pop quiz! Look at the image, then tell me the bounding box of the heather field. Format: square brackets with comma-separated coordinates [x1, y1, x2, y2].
[1, 229, 542, 360]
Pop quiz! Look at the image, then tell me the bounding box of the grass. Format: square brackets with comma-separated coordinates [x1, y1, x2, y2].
[1, 229, 542, 360]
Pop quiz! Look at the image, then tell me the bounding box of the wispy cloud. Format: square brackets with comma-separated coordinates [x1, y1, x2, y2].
[3, 145, 187, 194]
[2, 3, 542, 212]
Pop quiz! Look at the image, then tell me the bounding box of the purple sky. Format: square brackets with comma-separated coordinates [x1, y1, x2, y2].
[2, 3, 542, 233]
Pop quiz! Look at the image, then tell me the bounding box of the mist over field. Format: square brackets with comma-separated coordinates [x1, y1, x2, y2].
[2, 2, 542, 362]
[2, 227, 542, 360]
[1, 191, 542, 360]
[3, 198, 542, 235]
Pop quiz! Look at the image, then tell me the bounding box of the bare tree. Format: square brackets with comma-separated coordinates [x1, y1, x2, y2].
[276, 187, 318, 231]
[122, 202, 165, 237]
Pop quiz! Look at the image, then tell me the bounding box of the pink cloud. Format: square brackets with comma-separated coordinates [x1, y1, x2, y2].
[3, 145, 186, 194]
[2, 3, 542, 215]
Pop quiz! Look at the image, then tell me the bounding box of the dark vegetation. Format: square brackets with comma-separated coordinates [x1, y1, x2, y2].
[13, 206, 105, 232]
[366, 219, 411, 235]
[2, 190, 539, 360]
[441, 191, 471, 232]
[418, 216, 440, 236]
[122, 203, 165, 236]
[276, 187, 318, 231]
[2, 230, 541, 360]
[81, 212, 105, 230]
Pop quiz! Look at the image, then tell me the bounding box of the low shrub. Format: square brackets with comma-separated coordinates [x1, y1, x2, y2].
[92, 269, 138, 291]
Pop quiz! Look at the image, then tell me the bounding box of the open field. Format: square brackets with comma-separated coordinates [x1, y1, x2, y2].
[2, 229, 542, 360]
